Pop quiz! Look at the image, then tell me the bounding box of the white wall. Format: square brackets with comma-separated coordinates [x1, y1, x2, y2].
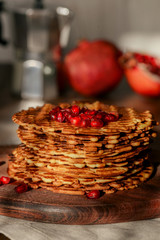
[1, 0, 160, 62]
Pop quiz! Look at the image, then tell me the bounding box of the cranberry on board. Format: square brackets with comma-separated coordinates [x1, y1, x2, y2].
[15, 183, 28, 194]
[86, 190, 101, 199]
[0, 176, 10, 184]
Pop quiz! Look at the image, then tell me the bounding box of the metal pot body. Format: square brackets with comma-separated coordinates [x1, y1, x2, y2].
[10, 6, 73, 99]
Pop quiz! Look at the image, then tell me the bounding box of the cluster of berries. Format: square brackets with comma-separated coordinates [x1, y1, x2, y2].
[134, 53, 160, 76]
[49, 105, 119, 128]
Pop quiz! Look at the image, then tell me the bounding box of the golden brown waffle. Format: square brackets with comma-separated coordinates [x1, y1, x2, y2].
[17, 125, 154, 152]
[11, 145, 147, 178]
[9, 101, 158, 196]
[13, 144, 146, 169]
[12, 101, 156, 136]
[17, 125, 155, 144]
[8, 153, 153, 195]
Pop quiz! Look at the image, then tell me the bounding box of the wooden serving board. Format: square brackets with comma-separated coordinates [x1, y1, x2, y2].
[0, 146, 160, 225]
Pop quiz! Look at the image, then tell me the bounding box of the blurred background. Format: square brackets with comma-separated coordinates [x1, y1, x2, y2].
[0, 0, 160, 145]
[1, 0, 160, 62]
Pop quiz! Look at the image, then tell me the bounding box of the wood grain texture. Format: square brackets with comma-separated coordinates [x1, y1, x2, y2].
[0, 146, 159, 225]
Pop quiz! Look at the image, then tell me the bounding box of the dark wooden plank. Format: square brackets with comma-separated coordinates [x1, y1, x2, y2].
[0, 146, 159, 225]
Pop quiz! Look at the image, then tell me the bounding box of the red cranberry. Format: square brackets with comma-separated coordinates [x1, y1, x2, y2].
[66, 113, 73, 122]
[71, 105, 80, 115]
[63, 108, 72, 115]
[15, 183, 28, 194]
[104, 113, 118, 122]
[80, 113, 91, 120]
[62, 110, 71, 121]
[95, 112, 104, 119]
[49, 106, 63, 120]
[70, 116, 82, 126]
[50, 106, 61, 114]
[86, 190, 100, 199]
[110, 111, 119, 120]
[57, 112, 65, 122]
[53, 106, 61, 112]
[81, 107, 87, 113]
[91, 119, 104, 128]
[49, 111, 57, 120]
[88, 110, 96, 115]
[86, 114, 93, 119]
[80, 119, 91, 127]
[0, 176, 10, 184]
[84, 109, 90, 115]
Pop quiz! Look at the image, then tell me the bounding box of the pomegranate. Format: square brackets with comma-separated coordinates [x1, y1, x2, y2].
[120, 52, 160, 97]
[64, 40, 123, 96]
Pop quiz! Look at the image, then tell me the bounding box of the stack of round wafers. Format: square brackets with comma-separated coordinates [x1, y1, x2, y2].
[8, 101, 158, 195]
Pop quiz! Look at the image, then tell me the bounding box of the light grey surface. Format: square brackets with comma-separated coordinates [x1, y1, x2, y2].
[0, 215, 160, 240]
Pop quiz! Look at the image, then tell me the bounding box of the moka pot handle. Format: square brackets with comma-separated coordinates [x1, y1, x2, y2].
[0, 0, 8, 45]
